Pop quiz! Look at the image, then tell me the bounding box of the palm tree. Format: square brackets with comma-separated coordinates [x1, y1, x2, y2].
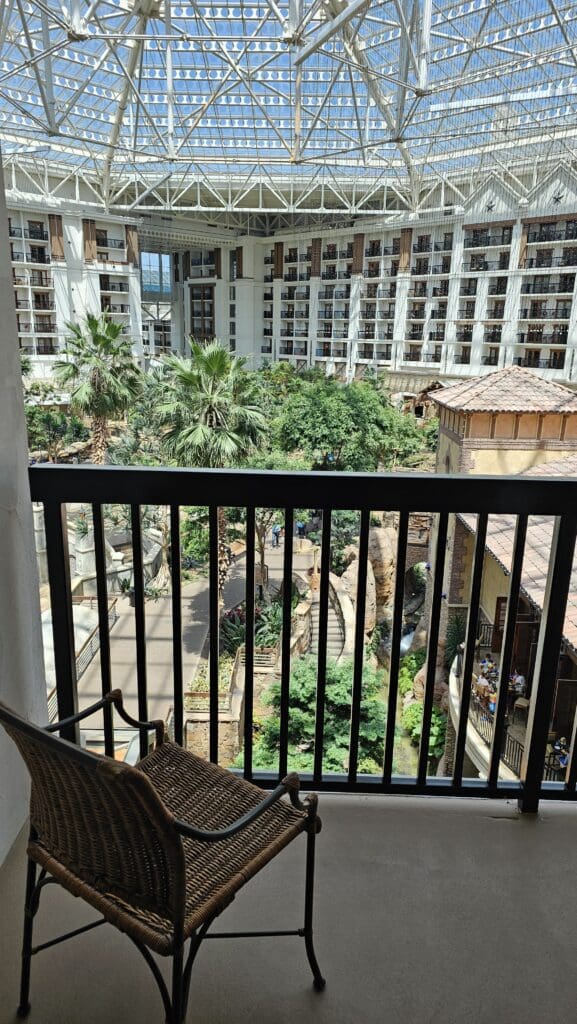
[153, 340, 267, 592]
[54, 314, 141, 463]
[154, 340, 266, 467]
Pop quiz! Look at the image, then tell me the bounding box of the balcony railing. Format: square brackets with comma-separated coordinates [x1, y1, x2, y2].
[523, 256, 577, 269]
[463, 260, 508, 272]
[28, 465, 577, 810]
[527, 228, 577, 243]
[521, 281, 575, 295]
[514, 357, 566, 369]
[518, 308, 571, 319]
[463, 234, 512, 248]
[517, 333, 568, 345]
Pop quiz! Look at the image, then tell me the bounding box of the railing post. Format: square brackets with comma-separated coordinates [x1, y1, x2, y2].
[43, 501, 79, 743]
[519, 514, 577, 812]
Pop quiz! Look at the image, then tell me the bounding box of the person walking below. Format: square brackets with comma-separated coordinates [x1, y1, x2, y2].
[272, 523, 282, 547]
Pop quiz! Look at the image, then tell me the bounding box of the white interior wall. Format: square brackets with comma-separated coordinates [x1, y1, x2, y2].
[0, 154, 48, 866]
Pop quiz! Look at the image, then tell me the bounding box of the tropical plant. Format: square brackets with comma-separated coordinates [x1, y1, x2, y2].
[255, 602, 283, 646]
[221, 611, 247, 656]
[53, 313, 142, 463]
[20, 353, 32, 378]
[445, 612, 467, 669]
[25, 406, 89, 462]
[151, 340, 267, 593]
[397, 650, 426, 697]
[181, 507, 210, 567]
[152, 340, 266, 468]
[400, 701, 447, 760]
[249, 656, 386, 773]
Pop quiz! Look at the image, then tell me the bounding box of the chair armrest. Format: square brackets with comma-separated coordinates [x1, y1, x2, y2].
[45, 689, 165, 747]
[174, 773, 306, 843]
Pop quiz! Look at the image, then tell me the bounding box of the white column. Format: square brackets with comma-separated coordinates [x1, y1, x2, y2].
[0, 154, 47, 865]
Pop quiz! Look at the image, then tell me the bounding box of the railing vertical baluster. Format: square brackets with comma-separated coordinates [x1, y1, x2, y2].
[244, 506, 256, 780]
[521, 514, 577, 811]
[453, 512, 488, 787]
[170, 505, 183, 747]
[209, 505, 220, 764]
[130, 503, 148, 760]
[278, 507, 294, 778]
[92, 503, 113, 757]
[313, 509, 332, 785]
[418, 512, 448, 786]
[383, 511, 409, 784]
[489, 514, 528, 791]
[348, 508, 370, 786]
[43, 501, 79, 743]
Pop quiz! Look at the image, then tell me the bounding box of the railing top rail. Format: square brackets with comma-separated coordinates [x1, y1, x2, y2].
[29, 464, 577, 516]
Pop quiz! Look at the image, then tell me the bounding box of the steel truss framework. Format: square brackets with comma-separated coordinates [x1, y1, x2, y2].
[1, 0, 577, 218]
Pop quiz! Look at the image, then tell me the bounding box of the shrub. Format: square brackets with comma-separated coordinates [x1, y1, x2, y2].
[255, 602, 283, 646]
[251, 656, 386, 774]
[401, 701, 447, 760]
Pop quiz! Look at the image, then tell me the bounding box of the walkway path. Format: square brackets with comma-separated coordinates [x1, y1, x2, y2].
[75, 534, 317, 724]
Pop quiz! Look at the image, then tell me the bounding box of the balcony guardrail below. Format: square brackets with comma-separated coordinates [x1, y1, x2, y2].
[29, 465, 577, 811]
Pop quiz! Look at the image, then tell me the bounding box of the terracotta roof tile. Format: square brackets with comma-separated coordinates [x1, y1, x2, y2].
[460, 511, 577, 652]
[432, 366, 577, 414]
[520, 453, 577, 478]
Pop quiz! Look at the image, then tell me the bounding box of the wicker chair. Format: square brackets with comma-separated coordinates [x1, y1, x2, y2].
[0, 689, 325, 1023]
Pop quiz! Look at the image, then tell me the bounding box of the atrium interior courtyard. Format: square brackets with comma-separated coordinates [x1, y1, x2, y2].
[3, 3, 577, 1022]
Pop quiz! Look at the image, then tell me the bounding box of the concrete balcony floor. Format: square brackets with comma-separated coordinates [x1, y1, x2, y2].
[1, 793, 577, 1024]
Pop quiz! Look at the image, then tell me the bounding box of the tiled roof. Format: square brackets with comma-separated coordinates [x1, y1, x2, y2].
[460, 507, 577, 652]
[520, 453, 577, 478]
[432, 366, 577, 414]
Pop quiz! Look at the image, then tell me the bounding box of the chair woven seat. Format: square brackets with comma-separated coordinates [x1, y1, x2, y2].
[136, 742, 309, 944]
[0, 690, 325, 1020]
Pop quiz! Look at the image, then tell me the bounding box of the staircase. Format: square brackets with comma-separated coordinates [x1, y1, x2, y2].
[309, 600, 344, 659]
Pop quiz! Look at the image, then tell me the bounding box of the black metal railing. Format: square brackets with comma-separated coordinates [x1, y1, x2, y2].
[29, 465, 577, 809]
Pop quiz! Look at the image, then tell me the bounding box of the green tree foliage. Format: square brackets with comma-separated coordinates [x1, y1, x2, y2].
[152, 340, 266, 468]
[180, 507, 210, 566]
[54, 314, 142, 463]
[25, 407, 89, 461]
[423, 416, 440, 452]
[275, 376, 429, 471]
[251, 656, 386, 773]
[397, 650, 427, 697]
[107, 371, 164, 466]
[400, 701, 447, 760]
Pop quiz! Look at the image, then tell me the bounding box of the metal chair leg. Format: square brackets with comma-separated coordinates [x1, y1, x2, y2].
[303, 821, 326, 992]
[169, 944, 185, 1024]
[17, 854, 38, 1018]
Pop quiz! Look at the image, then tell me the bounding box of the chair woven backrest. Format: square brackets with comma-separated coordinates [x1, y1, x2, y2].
[0, 702, 185, 926]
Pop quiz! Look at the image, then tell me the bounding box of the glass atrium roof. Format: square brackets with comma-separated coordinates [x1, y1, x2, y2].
[0, 1, 576, 212]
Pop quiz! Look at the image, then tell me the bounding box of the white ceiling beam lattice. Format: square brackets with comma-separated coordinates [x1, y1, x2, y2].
[0, 1, 575, 218]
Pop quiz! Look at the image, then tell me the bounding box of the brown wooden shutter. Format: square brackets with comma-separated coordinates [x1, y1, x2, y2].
[236, 246, 243, 279]
[125, 224, 139, 267]
[399, 228, 412, 272]
[518, 223, 528, 270]
[82, 219, 96, 262]
[182, 250, 190, 280]
[274, 241, 284, 279]
[352, 232, 365, 275]
[214, 247, 221, 279]
[48, 215, 64, 261]
[310, 237, 322, 277]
